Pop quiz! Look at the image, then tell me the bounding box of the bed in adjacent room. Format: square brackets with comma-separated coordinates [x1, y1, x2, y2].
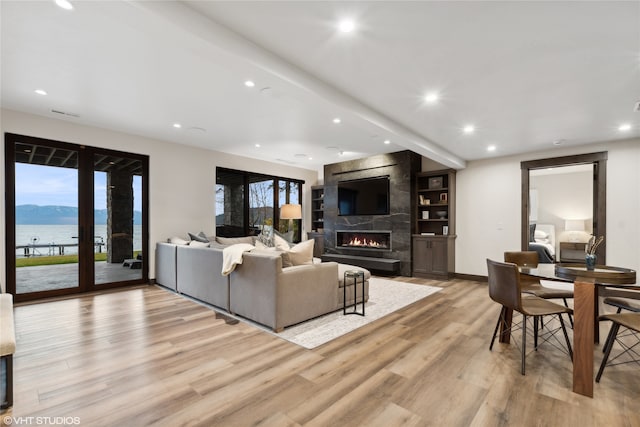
[529, 223, 556, 263]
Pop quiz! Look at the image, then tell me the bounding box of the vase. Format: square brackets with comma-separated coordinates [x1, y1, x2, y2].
[585, 253, 597, 271]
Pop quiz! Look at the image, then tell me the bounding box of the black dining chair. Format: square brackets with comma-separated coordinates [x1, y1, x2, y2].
[596, 312, 640, 382]
[487, 258, 573, 375]
[504, 251, 574, 326]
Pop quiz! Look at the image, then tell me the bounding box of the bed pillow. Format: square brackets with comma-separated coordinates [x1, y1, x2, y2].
[188, 240, 210, 248]
[286, 239, 315, 266]
[529, 224, 536, 242]
[188, 231, 209, 243]
[534, 229, 548, 240]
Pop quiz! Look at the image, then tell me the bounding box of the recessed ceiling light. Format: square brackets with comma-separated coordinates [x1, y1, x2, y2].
[244, 80, 255, 88]
[463, 125, 475, 134]
[255, 144, 261, 148]
[384, 140, 391, 145]
[333, 118, 341, 124]
[173, 123, 181, 129]
[487, 145, 497, 152]
[55, 0, 74, 10]
[338, 20, 355, 33]
[308, 157, 313, 160]
[34, 89, 47, 96]
[618, 123, 632, 132]
[553, 139, 565, 146]
[424, 92, 439, 104]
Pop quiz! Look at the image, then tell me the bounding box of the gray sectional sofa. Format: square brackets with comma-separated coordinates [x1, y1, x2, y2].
[155, 240, 370, 331]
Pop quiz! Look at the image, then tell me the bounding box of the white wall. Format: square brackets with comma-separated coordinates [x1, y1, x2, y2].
[457, 139, 640, 276]
[0, 109, 319, 291]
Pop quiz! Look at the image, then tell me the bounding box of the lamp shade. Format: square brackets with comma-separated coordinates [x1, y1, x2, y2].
[280, 204, 302, 220]
[565, 219, 585, 232]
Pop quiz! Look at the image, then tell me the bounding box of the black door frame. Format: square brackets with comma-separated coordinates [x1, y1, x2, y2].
[4, 133, 149, 302]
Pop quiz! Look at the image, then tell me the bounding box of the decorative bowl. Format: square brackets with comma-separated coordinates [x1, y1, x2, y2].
[435, 210, 447, 219]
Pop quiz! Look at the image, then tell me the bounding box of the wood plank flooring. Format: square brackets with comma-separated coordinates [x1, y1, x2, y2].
[2, 278, 639, 426]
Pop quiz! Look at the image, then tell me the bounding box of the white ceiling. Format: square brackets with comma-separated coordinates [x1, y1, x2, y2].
[2, 1, 639, 172]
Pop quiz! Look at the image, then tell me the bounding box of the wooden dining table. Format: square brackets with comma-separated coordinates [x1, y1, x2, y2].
[516, 263, 637, 397]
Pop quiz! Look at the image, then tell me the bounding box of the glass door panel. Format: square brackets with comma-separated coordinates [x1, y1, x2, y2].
[93, 153, 143, 285]
[14, 142, 80, 294]
[249, 176, 275, 236]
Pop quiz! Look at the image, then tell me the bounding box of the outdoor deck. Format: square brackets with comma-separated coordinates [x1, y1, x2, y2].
[16, 262, 143, 294]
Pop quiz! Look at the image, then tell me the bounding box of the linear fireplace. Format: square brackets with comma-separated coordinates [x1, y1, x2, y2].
[336, 230, 392, 251]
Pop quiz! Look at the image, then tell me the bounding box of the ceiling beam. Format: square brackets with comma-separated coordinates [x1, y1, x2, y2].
[131, 1, 466, 170]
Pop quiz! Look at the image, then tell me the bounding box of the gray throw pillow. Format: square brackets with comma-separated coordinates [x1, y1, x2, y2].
[256, 232, 274, 247]
[188, 231, 209, 243]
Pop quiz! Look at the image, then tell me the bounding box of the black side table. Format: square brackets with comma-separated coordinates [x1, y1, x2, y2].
[343, 270, 365, 316]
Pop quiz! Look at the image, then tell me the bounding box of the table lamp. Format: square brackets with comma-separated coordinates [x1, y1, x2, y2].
[565, 219, 585, 242]
[280, 204, 302, 240]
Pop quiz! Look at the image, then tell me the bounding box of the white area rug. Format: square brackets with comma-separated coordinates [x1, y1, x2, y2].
[275, 278, 442, 349]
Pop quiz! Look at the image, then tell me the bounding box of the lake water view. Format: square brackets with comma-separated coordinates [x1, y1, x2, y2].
[16, 224, 142, 257]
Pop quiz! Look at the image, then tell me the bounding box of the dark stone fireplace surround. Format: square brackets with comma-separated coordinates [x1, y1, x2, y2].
[322, 151, 421, 276]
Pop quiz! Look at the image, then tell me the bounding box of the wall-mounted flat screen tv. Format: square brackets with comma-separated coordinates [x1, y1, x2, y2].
[338, 176, 390, 216]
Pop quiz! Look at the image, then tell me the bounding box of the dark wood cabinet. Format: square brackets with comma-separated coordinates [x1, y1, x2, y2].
[412, 235, 455, 279]
[413, 169, 456, 279]
[307, 231, 324, 258]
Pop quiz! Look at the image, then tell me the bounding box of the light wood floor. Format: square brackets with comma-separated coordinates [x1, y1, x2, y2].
[3, 278, 639, 426]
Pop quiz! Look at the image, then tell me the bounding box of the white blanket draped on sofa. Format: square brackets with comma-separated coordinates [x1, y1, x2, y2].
[221, 243, 255, 276]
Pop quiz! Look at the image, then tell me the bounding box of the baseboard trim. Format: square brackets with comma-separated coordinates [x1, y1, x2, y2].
[454, 273, 487, 282]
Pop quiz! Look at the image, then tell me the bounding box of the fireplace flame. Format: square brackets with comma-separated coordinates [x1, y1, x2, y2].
[345, 236, 386, 248]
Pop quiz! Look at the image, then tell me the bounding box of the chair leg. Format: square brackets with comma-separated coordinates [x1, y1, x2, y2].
[563, 298, 574, 327]
[490, 306, 505, 350]
[521, 314, 527, 375]
[602, 318, 619, 353]
[596, 322, 621, 382]
[533, 315, 539, 350]
[558, 313, 573, 360]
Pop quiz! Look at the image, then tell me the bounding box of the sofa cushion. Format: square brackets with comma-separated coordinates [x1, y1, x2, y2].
[287, 239, 314, 266]
[215, 236, 255, 246]
[188, 231, 210, 243]
[168, 236, 190, 245]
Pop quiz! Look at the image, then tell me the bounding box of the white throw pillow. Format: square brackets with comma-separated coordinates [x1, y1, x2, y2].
[273, 234, 291, 251]
[286, 239, 315, 266]
[168, 236, 189, 245]
[188, 240, 210, 248]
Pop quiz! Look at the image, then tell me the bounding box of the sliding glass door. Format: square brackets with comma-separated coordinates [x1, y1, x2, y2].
[5, 134, 149, 302]
[13, 142, 81, 295]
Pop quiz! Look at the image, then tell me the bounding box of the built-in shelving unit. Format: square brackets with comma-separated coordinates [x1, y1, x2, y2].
[311, 185, 324, 231]
[413, 169, 456, 279]
[309, 185, 325, 257]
